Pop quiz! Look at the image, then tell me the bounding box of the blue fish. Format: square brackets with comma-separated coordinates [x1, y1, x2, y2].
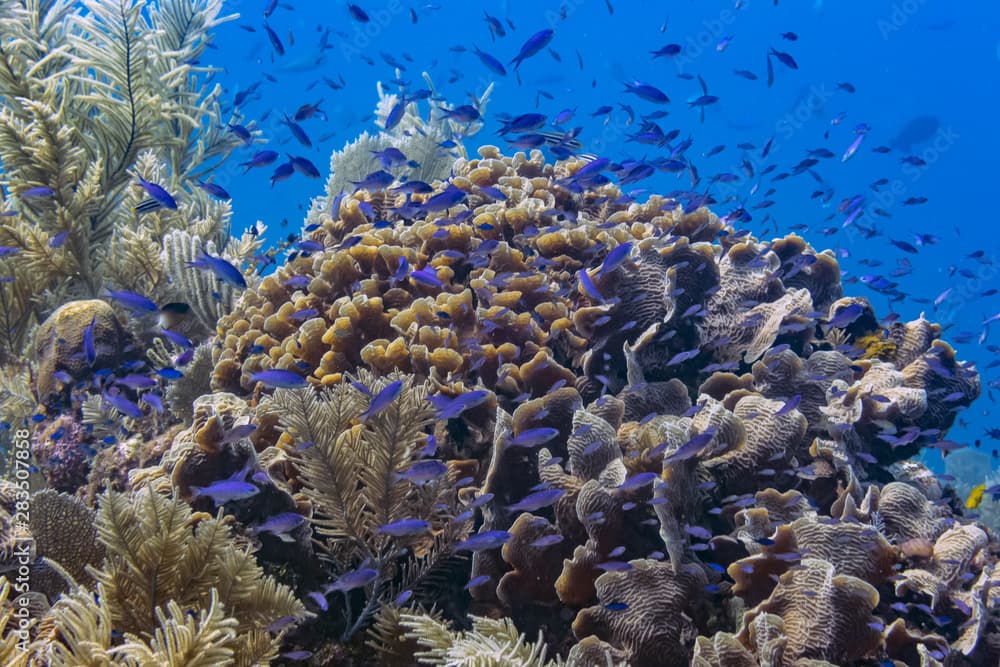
[191, 466, 258, 505]
[253, 512, 306, 541]
[195, 180, 230, 200]
[395, 460, 448, 485]
[82, 316, 97, 366]
[102, 389, 143, 419]
[138, 178, 177, 210]
[106, 289, 158, 313]
[506, 488, 564, 512]
[325, 567, 378, 593]
[775, 394, 802, 416]
[508, 427, 559, 448]
[456, 530, 512, 552]
[377, 518, 431, 537]
[509, 29, 554, 71]
[361, 380, 403, 421]
[472, 45, 506, 76]
[250, 369, 308, 388]
[187, 251, 247, 289]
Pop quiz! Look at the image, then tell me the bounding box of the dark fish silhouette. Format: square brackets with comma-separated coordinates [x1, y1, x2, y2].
[889, 115, 941, 152]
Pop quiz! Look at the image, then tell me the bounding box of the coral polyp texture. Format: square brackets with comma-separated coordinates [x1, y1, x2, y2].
[196, 147, 999, 665]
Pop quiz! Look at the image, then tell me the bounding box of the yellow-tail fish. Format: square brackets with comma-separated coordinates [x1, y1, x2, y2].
[966, 483, 986, 510]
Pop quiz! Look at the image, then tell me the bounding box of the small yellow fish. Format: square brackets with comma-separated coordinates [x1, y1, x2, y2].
[965, 483, 986, 510]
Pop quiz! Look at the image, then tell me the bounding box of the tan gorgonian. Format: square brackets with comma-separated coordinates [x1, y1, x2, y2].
[0, 0, 245, 364]
[259, 371, 472, 640]
[2, 485, 307, 666]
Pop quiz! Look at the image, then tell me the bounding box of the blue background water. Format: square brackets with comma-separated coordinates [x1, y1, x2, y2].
[205, 0, 1000, 469]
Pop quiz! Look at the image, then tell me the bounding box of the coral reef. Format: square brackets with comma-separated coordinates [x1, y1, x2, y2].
[193, 144, 997, 665]
[0, 67, 995, 664]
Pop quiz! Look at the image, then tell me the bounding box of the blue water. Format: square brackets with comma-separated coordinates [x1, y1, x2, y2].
[208, 0, 999, 466]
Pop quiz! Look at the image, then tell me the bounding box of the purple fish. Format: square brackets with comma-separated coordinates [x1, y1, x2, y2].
[196, 180, 231, 200]
[271, 162, 294, 186]
[288, 155, 321, 178]
[410, 267, 444, 289]
[240, 150, 278, 173]
[395, 460, 448, 485]
[22, 186, 55, 197]
[529, 534, 565, 548]
[306, 591, 328, 611]
[577, 269, 604, 303]
[827, 303, 863, 329]
[426, 389, 490, 419]
[506, 488, 565, 512]
[102, 388, 143, 418]
[377, 518, 431, 537]
[666, 427, 718, 464]
[617, 472, 658, 492]
[281, 651, 313, 661]
[106, 289, 158, 312]
[115, 374, 157, 390]
[82, 316, 97, 366]
[325, 567, 378, 593]
[370, 147, 408, 169]
[361, 380, 403, 421]
[263, 22, 284, 56]
[351, 170, 395, 191]
[595, 561, 633, 572]
[420, 183, 467, 213]
[250, 369, 308, 388]
[190, 477, 258, 504]
[456, 530, 512, 552]
[597, 241, 633, 276]
[769, 47, 798, 69]
[775, 394, 801, 416]
[667, 348, 700, 366]
[510, 29, 554, 71]
[219, 424, 257, 445]
[465, 574, 491, 590]
[187, 251, 246, 288]
[254, 512, 307, 541]
[508, 427, 559, 448]
[159, 328, 193, 349]
[347, 3, 369, 22]
[138, 178, 177, 210]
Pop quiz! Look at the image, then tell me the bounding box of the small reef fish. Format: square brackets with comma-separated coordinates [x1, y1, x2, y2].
[360, 380, 403, 421]
[190, 467, 259, 505]
[250, 369, 308, 388]
[253, 512, 306, 541]
[965, 483, 986, 510]
[186, 251, 247, 288]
